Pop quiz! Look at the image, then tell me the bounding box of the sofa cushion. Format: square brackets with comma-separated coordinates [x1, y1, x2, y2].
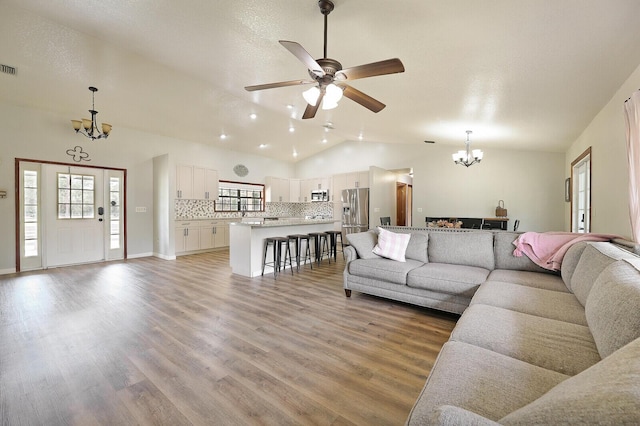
[494, 232, 549, 272]
[451, 304, 600, 376]
[486, 269, 569, 293]
[347, 258, 423, 285]
[345, 230, 380, 260]
[571, 242, 636, 306]
[470, 281, 587, 326]
[406, 341, 569, 424]
[500, 336, 640, 426]
[585, 258, 640, 358]
[404, 232, 428, 263]
[428, 406, 500, 426]
[428, 231, 495, 270]
[560, 241, 588, 288]
[407, 263, 489, 298]
[372, 227, 411, 262]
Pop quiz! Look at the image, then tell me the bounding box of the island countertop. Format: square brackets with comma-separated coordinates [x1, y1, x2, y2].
[230, 218, 338, 227]
[229, 219, 340, 277]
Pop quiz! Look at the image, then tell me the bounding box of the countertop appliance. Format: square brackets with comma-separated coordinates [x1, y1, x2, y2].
[311, 189, 329, 202]
[342, 188, 369, 236]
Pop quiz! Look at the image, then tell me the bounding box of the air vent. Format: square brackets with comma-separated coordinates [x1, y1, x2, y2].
[1, 64, 16, 75]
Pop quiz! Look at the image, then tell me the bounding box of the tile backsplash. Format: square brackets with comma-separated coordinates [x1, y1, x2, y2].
[175, 199, 333, 219]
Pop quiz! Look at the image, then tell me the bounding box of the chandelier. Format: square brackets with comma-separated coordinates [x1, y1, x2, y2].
[71, 87, 112, 140]
[452, 130, 483, 167]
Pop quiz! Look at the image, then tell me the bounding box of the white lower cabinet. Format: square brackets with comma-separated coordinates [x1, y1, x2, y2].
[175, 220, 230, 254]
[175, 223, 200, 253]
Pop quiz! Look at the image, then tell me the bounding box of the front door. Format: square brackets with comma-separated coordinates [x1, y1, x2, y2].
[42, 164, 106, 267]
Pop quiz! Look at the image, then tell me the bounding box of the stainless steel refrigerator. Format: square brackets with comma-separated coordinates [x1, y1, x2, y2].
[342, 188, 369, 236]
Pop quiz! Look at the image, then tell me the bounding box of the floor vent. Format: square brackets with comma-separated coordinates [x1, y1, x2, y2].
[1, 64, 17, 75]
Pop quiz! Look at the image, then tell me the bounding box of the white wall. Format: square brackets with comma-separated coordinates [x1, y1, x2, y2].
[565, 62, 640, 239]
[295, 140, 566, 232]
[0, 102, 294, 272]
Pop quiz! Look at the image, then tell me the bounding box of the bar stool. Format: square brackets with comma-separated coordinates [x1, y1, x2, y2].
[261, 236, 293, 278]
[326, 230, 345, 261]
[287, 234, 313, 271]
[308, 232, 331, 265]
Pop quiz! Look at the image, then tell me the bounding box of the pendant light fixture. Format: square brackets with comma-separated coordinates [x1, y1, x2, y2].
[71, 86, 112, 140]
[452, 130, 483, 167]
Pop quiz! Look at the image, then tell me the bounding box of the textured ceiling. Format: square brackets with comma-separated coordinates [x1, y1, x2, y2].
[2, 0, 640, 162]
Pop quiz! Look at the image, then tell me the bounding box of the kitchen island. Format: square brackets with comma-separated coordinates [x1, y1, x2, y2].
[229, 218, 339, 277]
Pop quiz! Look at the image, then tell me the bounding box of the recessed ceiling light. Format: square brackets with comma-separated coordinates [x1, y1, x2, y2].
[322, 138, 328, 144]
[220, 133, 227, 140]
[289, 126, 295, 133]
[249, 113, 257, 120]
[286, 104, 294, 109]
[293, 151, 298, 157]
[358, 134, 363, 141]
[259, 144, 266, 148]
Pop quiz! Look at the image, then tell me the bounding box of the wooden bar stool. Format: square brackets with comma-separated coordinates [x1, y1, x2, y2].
[287, 234, 313, 271]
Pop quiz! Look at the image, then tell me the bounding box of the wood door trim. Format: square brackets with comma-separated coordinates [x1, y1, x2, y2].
[14, 158, 127, 272]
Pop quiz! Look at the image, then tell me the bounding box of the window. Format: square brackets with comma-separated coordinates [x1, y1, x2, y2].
[23, 170, 39, 257]
[215, 181, 264, 212]
[57, 173, 95, 219]
[109, 177, 121, 249]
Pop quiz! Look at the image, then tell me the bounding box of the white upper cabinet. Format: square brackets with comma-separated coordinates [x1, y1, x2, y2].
[176, 165, 219, 200]
[289, 178, 301, 202]
[265, 176, 291, 202]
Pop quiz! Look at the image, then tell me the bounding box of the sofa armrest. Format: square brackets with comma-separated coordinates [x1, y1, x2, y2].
[344, 245, 358, 262]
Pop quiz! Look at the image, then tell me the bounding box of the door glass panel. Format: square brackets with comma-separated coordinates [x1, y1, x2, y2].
[57, 173, 95, 219]
[109, 176, 121, 249]
[23, 170, 39, 258]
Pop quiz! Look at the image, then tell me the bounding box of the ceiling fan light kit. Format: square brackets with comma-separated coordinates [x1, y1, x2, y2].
[71, 86, 112, 140]
[453, 130, 484, 167]
[244, 0, 404, 119]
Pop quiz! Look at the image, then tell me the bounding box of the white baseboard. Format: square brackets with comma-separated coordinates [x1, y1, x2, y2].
[0, 267, 17, 275]
[127, 252, 153, 259]
[152, 252, 176, 261]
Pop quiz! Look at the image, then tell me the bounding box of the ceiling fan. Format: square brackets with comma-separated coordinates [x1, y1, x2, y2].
[244, 0, 405, 119]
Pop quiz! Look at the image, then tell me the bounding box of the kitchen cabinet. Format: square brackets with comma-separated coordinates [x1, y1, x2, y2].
[265, 176, 291, 202]
[175, 220, 230, 254]
[176, 164, 219, 200]
[344, 171, 369, 189]
[175, 222, 200, 253]
[199, 221, 229, 249]
[289, 178, 301, 202]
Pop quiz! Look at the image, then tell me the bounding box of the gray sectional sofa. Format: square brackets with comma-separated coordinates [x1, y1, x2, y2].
[343, 228, 640, 424]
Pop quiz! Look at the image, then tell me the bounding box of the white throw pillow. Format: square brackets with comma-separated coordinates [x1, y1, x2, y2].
[372, 227, 411, 262]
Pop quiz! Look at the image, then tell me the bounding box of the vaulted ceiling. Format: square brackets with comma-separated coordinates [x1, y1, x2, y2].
[2, 0, 640, 162]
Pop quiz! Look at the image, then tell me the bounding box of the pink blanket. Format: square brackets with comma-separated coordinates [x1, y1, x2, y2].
[513, 232, 620, 271]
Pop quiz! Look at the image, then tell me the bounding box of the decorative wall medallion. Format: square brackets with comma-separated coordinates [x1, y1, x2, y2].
[66, 145, 91, 162]
[233, 164, 249, 177]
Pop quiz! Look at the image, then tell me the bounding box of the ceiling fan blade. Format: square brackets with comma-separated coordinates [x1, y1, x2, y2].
[302, 92, 324, 119]
[279, 40, 324, 77]
[335, 58, 405, 81]
[341, 85, 386, 113]
[244, 79, 316, 91]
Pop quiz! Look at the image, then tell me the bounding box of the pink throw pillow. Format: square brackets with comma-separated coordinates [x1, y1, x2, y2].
[372, 227, 411, 262]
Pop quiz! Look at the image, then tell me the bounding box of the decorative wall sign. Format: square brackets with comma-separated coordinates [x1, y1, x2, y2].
[233, 164, 249, 177]
[66, 145, 91, 162]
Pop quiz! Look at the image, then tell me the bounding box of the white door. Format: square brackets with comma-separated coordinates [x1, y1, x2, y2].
[43, 165, 105, 267]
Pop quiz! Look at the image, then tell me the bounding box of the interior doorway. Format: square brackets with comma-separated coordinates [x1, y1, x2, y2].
[16, 159, 126, 272]
[396, 183, 413, 226]
[571, 147, 591, 233]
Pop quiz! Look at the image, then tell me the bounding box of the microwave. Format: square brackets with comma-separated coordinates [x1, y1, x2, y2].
[311, 189, 329, 202]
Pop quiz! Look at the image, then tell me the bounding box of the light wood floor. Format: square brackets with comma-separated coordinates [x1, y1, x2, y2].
[1, 249, 457, 425]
